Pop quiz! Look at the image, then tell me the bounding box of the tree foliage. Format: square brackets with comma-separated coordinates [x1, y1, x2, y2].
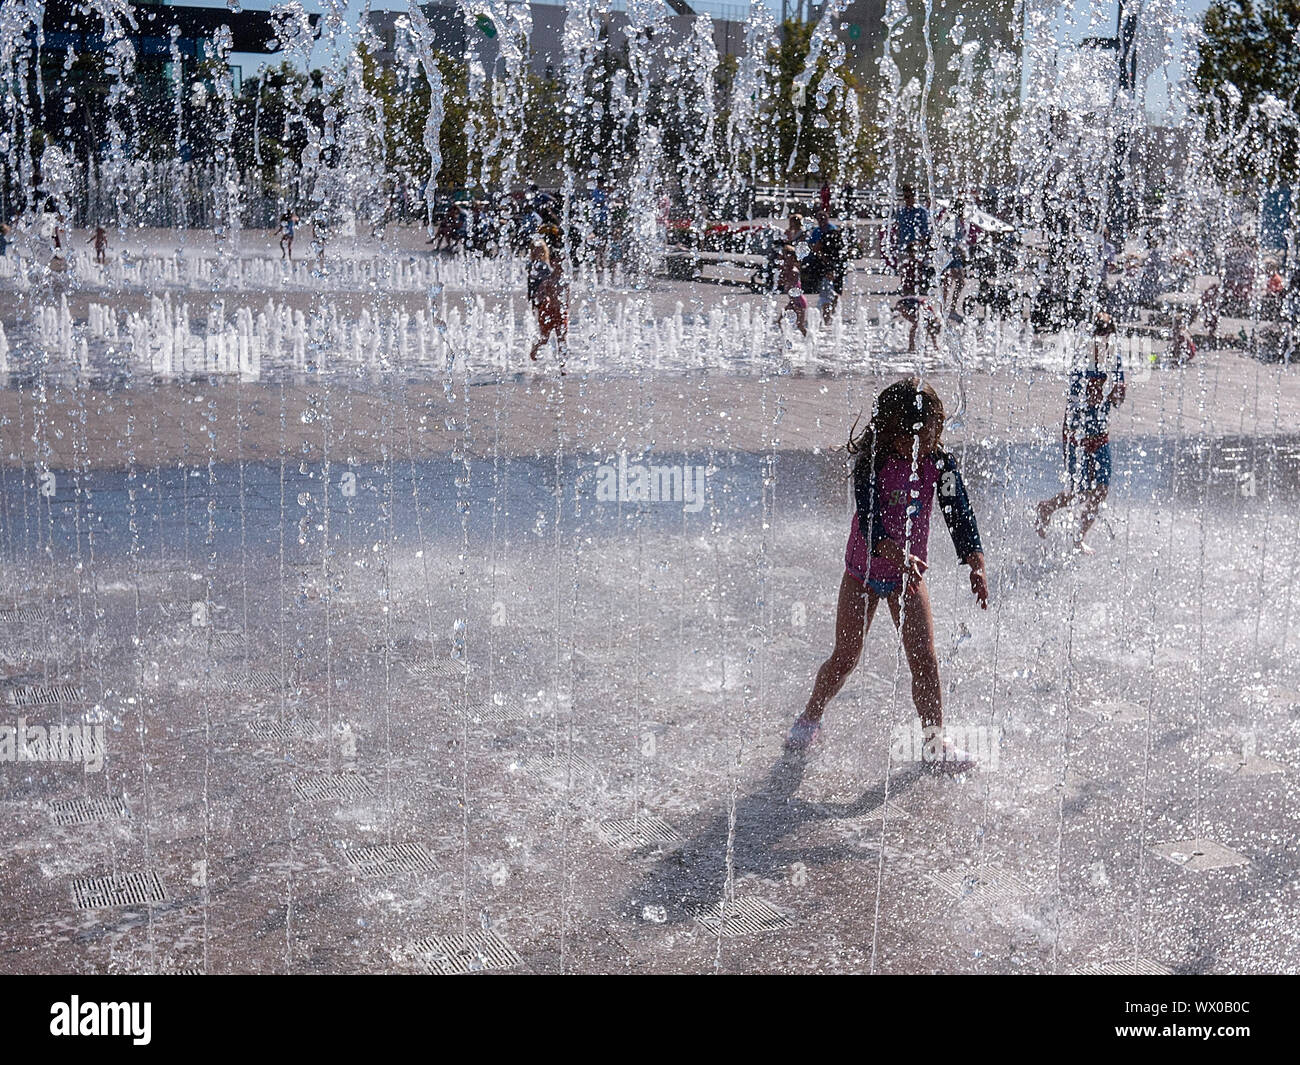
[1195, 0, 1300, 186]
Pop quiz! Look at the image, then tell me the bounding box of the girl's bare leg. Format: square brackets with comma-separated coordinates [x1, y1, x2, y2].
[803, 573, 880, 722]
[1035, 490, 1074, 536]
[887, 577, 942, 730]
[1077, 485, 1108, 542]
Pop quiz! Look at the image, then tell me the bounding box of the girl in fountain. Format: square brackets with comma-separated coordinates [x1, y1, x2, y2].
[1035, 313, 1126, 553]
[786, 379, 988, 770]
[773, 242, 808, 336]
[277, 211, 298, 261]
[86, 225, 108, 265]
[527, 238, 568, 373]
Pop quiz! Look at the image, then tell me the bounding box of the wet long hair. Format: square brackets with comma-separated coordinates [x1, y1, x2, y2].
[847, 378, 945, 474]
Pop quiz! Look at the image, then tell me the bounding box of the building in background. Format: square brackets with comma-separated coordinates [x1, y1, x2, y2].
[369, 1, 749, 78]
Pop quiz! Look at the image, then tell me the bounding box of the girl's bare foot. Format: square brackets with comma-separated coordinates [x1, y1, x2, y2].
[1034, 500, 1052, 538]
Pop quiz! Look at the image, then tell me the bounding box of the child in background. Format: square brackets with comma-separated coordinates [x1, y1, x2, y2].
[1036, 314, 1126, 553]
[527, 238, 568, 373]
[87, 225, 107, 265]
[896, 252, 941, 352]
[774, 242, 808, 336]
[786, 379, 989, 771]
[277, 211, 298, 261]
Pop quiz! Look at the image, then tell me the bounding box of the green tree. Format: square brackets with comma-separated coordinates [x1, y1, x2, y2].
[1195, 0, 1300, 185]
[756, 20, 876, 185]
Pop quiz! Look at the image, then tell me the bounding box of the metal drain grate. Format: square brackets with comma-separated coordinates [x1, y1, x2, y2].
[206, 631, 247, 654]
[405, 658, 468, 681]
[292, 773, 374, 802]
[344, 842, 437, 878]
[72, 871, 169, 910]
[597, 815, 682, 849]
[1075, 958, 1173, 975]
[928, 867, 1034, 907]
[462, 696, 531, 725]
[524, 754, 600, 784]
[6, 683, 85, 707]
[692, 897, 793, 938]
[835, 800, 910, 823]
[1150, 838, 1250, 872]
[223, 669, 281, 693]
[406, 931, 522, 974]
[0, 606, 46, 624]
[49, 796, 130, 826]
[250, 719, 323, 741]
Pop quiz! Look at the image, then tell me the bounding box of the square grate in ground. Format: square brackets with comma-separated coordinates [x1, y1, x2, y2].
[205, 631, 247, 655]
[72, 871, 169, 910]
[461, 695, 532, 725]
[48, 795, 130, 826]
[834, 800, 911, 823]
[692, 897, 793, 938]
[597, 815, 682, 849]
[405, 658, 469, 681]
[223, 669, 281, 694]
[524, 754, 600, 785]
[0, 606, 47, 624]
[6, 683, 85, 707]
[928, 867, 1035, 907]
[292, 772, 374, 802]
[1150, 838, 1250, 872]
[344, 842, 437, 878]
[250, 718, 323, 741]
[1075, 957, 1173, 975]
[406, 931, 522, 974]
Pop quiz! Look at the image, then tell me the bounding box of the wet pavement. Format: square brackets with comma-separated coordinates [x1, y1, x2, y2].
[1, 427, 1298, 974]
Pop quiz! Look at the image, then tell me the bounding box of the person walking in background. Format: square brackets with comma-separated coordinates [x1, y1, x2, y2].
[893, 185, 931, 265]
[784, 212, 806, 246]
[808, 209, 848, 325]
[938, 199, 974, 321]
[774, 241, 809, 337]
[87, 225, 108, 265]
[1036, 314, 1126, 553]
[527, 238, 568, 372]
[277, 211, 298, 261]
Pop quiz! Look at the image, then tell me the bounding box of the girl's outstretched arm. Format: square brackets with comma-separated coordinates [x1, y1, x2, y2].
[935, 452, 987, 607]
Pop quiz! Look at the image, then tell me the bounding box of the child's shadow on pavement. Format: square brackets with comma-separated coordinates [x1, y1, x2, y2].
[616, 749, 927, 928]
